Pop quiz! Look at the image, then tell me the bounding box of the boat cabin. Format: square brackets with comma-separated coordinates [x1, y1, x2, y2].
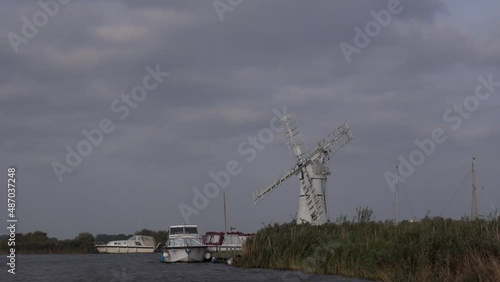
[168, 225, 200, 238]
[104, 235, 155, 247]
[165, 225, 206, 249]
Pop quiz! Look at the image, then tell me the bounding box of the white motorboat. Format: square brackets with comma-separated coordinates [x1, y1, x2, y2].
[94, 235, 158, 254]
[161, 225, 210, 263]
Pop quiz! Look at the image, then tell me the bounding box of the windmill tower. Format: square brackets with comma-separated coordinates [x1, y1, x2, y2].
[253, 113, 353, 225]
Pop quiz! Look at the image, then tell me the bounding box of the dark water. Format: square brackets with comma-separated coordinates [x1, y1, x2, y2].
[1, 254, 369, 282]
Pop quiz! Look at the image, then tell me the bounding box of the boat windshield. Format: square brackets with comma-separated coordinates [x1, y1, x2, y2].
[167, 237, 204, 247]
[186, 238, 203, 246]
[170, 227, 184, 235]
[168, 238, 185, 247]
[170, 226, 199, 235]
[185, 227, 198, 234]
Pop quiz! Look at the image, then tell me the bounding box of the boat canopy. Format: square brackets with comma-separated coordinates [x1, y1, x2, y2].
[203, 232, 254, 246]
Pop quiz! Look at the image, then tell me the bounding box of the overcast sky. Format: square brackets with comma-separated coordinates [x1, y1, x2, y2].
[1, 0, 499, 239]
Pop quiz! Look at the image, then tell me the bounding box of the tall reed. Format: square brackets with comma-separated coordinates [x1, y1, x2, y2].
[239, 212, 500, 281]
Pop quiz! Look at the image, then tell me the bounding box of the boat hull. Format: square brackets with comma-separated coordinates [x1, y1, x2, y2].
[95, 246, 155, 254]
[161, 247, 208, 262]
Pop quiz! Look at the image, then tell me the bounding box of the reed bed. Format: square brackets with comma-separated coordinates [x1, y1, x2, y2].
[239, 211, 500, 281]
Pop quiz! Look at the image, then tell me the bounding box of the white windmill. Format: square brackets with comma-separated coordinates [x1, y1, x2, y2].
[253, 113, 353, 225]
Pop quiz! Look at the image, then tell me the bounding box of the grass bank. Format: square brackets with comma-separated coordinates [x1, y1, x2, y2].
[239, 212, 500, 281]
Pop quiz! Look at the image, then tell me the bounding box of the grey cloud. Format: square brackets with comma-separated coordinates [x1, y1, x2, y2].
[0, 0, 498, 238]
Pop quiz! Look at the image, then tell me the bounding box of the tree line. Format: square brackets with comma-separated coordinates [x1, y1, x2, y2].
[0, 229, 169, 254]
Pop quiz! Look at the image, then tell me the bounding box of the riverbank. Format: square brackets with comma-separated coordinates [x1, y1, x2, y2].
[0, 229, 168, 255]
[238, 215, 500, 281]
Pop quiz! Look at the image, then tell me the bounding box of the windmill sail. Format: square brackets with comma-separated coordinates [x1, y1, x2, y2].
[253, 165, 301, 204]
[282, 114, 308, 161]
[307, 123, 353, 162]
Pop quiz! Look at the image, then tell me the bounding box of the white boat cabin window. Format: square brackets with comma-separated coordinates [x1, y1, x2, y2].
[170, 227, 184, 235]
[184, 227, 198, 234]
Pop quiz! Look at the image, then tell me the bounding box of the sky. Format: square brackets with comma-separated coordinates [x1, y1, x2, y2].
[1, 0, 499, 239]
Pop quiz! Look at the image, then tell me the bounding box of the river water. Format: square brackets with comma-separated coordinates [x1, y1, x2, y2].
[1, 254, 369, 281]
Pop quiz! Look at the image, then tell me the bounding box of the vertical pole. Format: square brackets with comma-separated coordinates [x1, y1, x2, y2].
[223, 191, 228, 233]
[396, 166, 400, 224]
[471, 157, 478, 219]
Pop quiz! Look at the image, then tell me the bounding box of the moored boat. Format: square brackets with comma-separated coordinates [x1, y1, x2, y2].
[203, 231, 253, 252]
[161, 225, 210, 263]
[94, 235, 157, 254]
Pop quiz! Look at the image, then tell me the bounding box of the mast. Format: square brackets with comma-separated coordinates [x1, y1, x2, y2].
[471, 157, 478, 219]
[396, 166, 400, 223]
[393, 165, 400, 223]
[223, 191, 228, 233]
